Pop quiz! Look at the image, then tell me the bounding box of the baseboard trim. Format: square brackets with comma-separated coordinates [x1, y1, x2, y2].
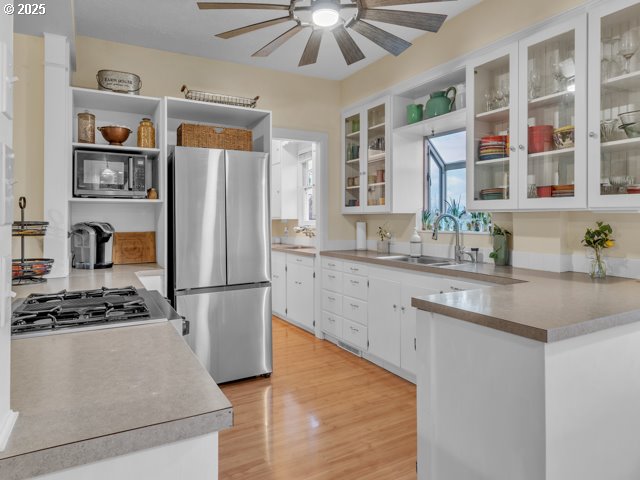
[0, 410, 19, 452]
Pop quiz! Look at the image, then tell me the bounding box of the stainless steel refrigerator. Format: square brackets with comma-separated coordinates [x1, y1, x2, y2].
[168, 146, 272, 383]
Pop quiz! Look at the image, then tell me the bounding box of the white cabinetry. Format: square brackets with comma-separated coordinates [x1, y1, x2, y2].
[368, 277, 401, 366]
[271, 251, 315, 333]
[286, 257, 314, 331]
[587, 0, 640, 209]
[342, 98, 391, 214]
[400, 283, 439, 375]
[271, 251, 286, 317]
[271, 140, 298, 220]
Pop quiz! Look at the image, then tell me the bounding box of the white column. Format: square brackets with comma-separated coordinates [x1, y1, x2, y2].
[0, 0, 19, 451]
[43, 33, 70, 278]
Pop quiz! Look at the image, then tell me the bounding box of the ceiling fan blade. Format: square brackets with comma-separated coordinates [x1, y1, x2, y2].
[349, 19, 411, 56]
[363, 0, 453, 7]
[216, 16, 291, 39]
[198, 2, 290, 10]
[299, 29, 323, 66]
[360, 9, 447, 33]
[332, 25, 365, 66]
[252, 24, 304, 57]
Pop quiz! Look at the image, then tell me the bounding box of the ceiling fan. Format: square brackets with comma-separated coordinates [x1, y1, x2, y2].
[197, 0, 453, 67]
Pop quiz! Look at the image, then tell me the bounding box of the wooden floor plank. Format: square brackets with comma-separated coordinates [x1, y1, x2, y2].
[219, 317, 416, 479]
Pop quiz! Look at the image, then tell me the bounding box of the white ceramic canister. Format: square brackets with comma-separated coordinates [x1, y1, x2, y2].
[356, 222, 367, 250]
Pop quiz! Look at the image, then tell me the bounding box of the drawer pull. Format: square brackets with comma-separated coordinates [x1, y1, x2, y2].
[328, 317, 335, 323]
[327, 296, 335, 301]
[296, 258, 303, 262]
[328, 262, 336, 267]
[328, 274, 336, 279]
[350, 267, 359, 272]
[273, 274, 279, 279]
[450, 286, 464, 292]
[350, 326, 359, 333]
[350, 303, 359, 309]
[350, 280, 359, 285]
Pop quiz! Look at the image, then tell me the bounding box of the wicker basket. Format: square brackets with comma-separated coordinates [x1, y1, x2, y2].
[177, 123, 253, 151]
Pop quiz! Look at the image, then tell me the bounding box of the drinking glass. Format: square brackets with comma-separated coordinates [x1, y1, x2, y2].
[528, 70, 542, 100]
[619, 28, 639, 74]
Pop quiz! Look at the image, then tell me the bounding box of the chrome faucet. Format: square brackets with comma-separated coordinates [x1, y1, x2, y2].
[432, 214, 476, 263]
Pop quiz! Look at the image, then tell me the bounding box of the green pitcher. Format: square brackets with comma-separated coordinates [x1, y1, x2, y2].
[425, 86, 457, 118]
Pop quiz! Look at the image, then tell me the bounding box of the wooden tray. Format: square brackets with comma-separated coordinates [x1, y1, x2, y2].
[113, 232, 156, 265]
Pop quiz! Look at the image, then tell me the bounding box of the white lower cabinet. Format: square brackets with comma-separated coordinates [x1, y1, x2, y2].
[400, 283, 440, 375]
[271, 252, 287, 317]
[368, 277, 401, 366]
[271, 251, 315, 332]
[320, 256, 494, 382]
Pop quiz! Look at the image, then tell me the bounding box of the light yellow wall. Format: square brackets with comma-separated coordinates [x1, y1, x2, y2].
[12, 34, 44, 257]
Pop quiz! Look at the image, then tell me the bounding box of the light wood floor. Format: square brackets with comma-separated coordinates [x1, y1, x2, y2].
[219, 317, 417, 480]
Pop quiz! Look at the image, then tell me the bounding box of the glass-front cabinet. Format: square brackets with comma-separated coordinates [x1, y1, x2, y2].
[467, 44, 519, 211]
[342, 98, 390, 213]
[518, 16, 587, 209]
[588, 0, 640, 209]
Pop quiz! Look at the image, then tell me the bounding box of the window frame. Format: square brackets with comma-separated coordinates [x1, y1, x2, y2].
[424, 128, 467, 214]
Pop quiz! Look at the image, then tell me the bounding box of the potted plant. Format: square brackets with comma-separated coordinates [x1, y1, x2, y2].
[581, 221, 614, 279]
[377, 224, 392, 253]
[489, 224, 511, 266]
[422, 209, 434, 231]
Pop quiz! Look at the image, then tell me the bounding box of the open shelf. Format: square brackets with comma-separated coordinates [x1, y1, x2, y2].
[528, 147, 574, 159]
[475, 106, 509, 122]
[69, 198, 163, 204]
[72, 87, 161, 115]
[394, 109, 466, 137]
[72, 142, 161, 157]
[476, 156, 510, 165]
[603, 70, 640, 91]
[601, 136, 640, 153]
[528, 90, 574, 109]
[166, 96, 270, 129]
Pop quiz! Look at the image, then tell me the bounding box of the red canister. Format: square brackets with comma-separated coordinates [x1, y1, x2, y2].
[528, 125, 554, 154]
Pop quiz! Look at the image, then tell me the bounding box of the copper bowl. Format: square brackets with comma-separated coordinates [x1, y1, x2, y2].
[98, 126, 132, 145]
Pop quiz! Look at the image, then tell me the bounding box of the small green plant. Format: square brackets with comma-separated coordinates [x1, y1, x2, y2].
[489, 224, 511, 264]
[377, 223, 392, 242]
[445, 197, 466, 219]
[581, 221, 614, 278]
[490, 224, 512, 237]
[422, 209, 434, 231]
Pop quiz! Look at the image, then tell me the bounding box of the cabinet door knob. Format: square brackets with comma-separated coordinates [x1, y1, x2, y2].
[401, 306, 405, 312]
[509, 146, 516, 152]
[518, 144, 525, 151]
[589, 131, 597, 138]
[393, 304, 397, 310]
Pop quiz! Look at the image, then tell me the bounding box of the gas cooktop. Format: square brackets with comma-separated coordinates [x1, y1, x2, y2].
[11, 286, 172, 338]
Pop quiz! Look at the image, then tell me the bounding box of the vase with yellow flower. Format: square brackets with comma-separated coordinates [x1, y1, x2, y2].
[581, 221, 614, 279]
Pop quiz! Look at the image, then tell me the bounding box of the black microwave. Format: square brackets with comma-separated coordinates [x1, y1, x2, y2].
[74, 150, 152, 198]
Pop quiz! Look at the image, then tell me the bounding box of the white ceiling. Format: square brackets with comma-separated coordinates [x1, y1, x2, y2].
[16, 0, 481, 80]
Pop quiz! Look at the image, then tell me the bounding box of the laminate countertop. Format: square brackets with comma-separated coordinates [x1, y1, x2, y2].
[2, 266, 232, 480]
[320, 250, 640, 343]
[271, 244, 317, 257]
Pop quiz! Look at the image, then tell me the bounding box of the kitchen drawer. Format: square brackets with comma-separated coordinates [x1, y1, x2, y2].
[322, 257, 343, 272]
[342, 295, 367, 326]
[287, 254, 314, 268]
[322, 311, 343, 338]
[342, 318, 368, 351]
[322, 290, 343, 315]
[343, 261, 368, 276]
[322, 270, 343, 293]
[342, 273, 367, 301]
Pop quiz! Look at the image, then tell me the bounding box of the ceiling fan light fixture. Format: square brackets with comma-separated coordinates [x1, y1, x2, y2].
[311, 0, 340, 27]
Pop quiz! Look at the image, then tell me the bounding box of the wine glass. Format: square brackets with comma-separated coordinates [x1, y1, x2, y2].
[619, 28, 639, 74]
[484, 92, 494, 112]
[529, 70, 542, 100]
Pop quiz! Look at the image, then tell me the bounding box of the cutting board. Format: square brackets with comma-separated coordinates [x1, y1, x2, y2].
[113, 232, 156, 265]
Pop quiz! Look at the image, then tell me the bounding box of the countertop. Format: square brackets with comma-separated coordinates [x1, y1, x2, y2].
[2, 266, 232, 480]
[271, 244, 317, 257]
[321, 250, 640, 343]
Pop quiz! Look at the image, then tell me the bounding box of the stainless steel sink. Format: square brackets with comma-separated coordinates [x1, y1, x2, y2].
[377, 255, 460, 267]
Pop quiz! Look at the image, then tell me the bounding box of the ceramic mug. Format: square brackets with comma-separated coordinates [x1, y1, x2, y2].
[406, 104, 423, 124]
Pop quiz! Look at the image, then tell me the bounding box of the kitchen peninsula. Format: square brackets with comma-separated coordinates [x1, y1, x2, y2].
[1, 266, 232, 480]
[411, 266, 640, 480]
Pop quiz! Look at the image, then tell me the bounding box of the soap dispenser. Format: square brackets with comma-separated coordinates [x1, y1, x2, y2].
[410, 229, 422, 258]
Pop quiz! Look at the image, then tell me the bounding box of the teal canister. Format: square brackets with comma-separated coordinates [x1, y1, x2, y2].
[425, 86, 457, 118]
[406, 104, 423, 124]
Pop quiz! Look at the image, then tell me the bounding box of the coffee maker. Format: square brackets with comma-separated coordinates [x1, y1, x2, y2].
[70, 222, 115, 269]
